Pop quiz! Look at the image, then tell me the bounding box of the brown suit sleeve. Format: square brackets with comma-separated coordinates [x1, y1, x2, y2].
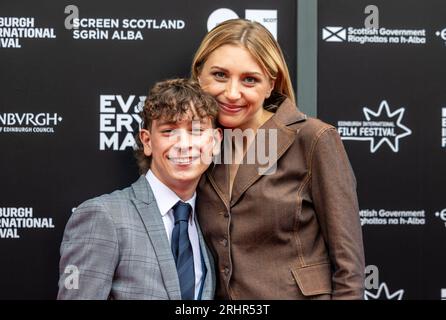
[310, 126, 365, 299]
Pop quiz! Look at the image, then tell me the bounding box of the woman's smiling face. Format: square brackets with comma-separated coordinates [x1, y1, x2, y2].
[198, 44, 274, 130]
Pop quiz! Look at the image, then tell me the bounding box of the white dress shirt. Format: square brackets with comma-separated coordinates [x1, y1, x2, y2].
[145, 170, 203, 299]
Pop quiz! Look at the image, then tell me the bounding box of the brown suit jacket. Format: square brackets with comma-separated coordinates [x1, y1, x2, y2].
[196, 98, 365, 300]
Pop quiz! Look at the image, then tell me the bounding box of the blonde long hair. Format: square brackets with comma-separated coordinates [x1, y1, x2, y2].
[191, 19, 296, 106]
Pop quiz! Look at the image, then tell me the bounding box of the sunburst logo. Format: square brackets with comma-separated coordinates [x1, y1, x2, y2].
[364, 282, 404, 300]
[338, 100, 412, 153]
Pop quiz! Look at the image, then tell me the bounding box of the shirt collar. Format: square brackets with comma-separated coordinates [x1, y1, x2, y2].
[145, 170, 196, 222]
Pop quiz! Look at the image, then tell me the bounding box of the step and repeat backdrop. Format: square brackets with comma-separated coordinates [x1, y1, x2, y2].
[0, 0, 296, 299]
[2, 0, 445, 300]
[319, 0, 446, 299]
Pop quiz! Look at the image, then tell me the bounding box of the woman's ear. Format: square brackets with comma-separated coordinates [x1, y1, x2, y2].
[266, 79, 275, 98]
[139, 129, 152, 157]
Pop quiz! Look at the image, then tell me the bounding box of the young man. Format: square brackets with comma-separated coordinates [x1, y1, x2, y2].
[58, 79, 222, 300]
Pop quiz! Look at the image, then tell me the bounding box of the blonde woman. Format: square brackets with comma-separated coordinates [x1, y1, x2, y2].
[192, 19, 365, 300]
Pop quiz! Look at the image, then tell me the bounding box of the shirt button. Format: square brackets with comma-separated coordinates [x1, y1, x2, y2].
[220, 238, 228, 247]
[224, 212, 230, 218]
[223, 267, 230, 276]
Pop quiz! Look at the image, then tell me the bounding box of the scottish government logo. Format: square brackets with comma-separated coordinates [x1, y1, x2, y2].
[322, 27, 346, 42]
[322, 25, 426, 45]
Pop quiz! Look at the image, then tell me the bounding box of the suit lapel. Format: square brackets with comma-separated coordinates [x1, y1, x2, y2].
[194, 213, 216, 300]
[131, 176, 182, 300]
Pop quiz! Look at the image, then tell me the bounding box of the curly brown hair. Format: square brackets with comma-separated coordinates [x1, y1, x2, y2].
[134, 78, 218, 174]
